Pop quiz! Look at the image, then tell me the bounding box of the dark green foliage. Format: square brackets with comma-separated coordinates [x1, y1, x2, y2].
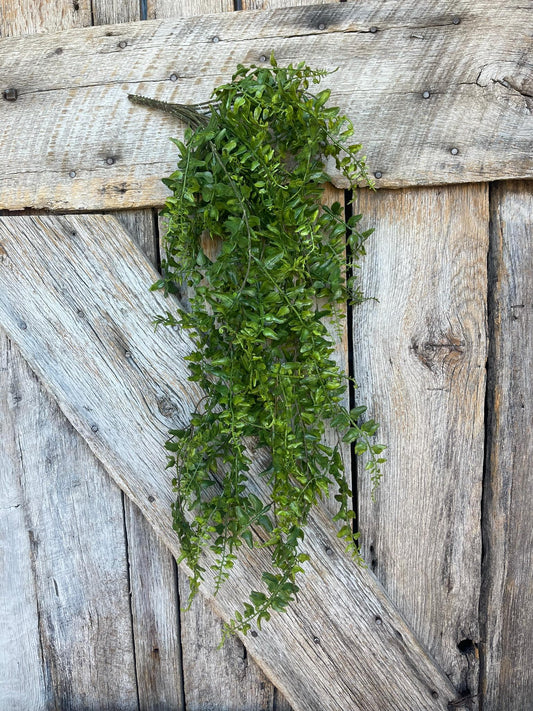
[129, 57, 384, 640]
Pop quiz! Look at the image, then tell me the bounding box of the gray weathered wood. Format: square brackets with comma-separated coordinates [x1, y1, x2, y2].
[0, 1, 531, 211]
[0, 337, 47, 711]
[0, 334, 139, 710]
[147, 0, 234, 19]
[481, 180, 533, 711]
[0, 0, 91, 36]
[0, 214, 461, 710]
[0, 4, 141, 710]
[354, 185, 488, 701]
[113, 210, 185, 711]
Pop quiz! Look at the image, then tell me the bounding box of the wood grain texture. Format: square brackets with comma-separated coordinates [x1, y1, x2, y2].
[481, 181, 533, 711]
[147, 0, 234, 19]
[0, 4, 141, 710]
[0, 213, 461, 711]
[0, 0, 91, 37]
[113, 208, 187, 711]
[353, 185, 488, 703]
[0, 334, 139, 710]
[0, 337, 47, 711]
[0, 1, 531, 211]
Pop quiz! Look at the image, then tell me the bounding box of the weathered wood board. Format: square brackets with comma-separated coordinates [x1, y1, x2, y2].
[354, 185, 488, 702]
[0, 336, 139, 710]
[0, 214, 461, 711]
[482, 181, 533, 710]
[0, 1, 532, 211]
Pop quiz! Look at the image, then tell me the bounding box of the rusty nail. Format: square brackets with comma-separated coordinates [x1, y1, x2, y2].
[450, 147, 459, 155]
[212, 36, 220, 43]
[169, 73, 178, 82]
[370, 26, 378, 33]
[318, 23, 326, 30]
[422, 90, 431, 99]
[452, 16, 461, 24]
[374, 171, 382, 179]
[118, 41, 127, 49]
[106, 157, 115, 165]
[91, 424, 99, 433]
[69, 170, 76, 178]
[3, 88, 18, 102]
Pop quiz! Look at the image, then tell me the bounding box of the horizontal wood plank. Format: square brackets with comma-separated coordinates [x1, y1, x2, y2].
[0, 214, 462, 710]
[0, 1, 531, 210]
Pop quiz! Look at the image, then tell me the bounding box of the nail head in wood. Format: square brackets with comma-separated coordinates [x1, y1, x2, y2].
[422, 90, 431, 99]
[3, 88, 18, 102]
[91, 424, 99, 433]
[69, 170, 76, 178]
[259, 55, 267, 62]
[370, 26, 378, 33]
[169, 73, 178, 81]
[452, 16, 461, 24]
[148, 495, 155, 502]
[374, 171, 383, 179]
[212, 36, 220, 43]
[318, 23, 326, 30]
[118, 41, 127, 49]
[19, 321, 27, 330]
[375, 615, 383, 625]
[451, 147, 459, 155]
[124, 350, 132, 358]
[431, 691, 439, 699]
[313, 636, 320, 644]
[105, 157, 115, 165]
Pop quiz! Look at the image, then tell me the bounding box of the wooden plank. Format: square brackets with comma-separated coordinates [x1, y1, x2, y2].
[481, 180, 533, 710]
[0, 1, 531, 211]
[147, 0, 234, 18]
[112, 208, 185, 710]
[0, 0, 91, 36]
[353, 185, 488, 702]
[0, 333, 139, 710]
[0, 214, 461, 711]
[0, 336, 47, 711]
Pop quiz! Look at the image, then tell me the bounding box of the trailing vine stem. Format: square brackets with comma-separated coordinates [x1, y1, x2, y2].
[129, 56, 385, 640]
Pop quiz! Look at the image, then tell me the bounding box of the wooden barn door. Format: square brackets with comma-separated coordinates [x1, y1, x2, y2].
[1, 2, 531, 710]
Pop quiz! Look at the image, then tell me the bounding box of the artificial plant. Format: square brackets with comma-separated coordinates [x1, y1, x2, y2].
[129, 56, 384, 639]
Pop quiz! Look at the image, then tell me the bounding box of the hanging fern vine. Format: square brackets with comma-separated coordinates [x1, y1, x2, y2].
[129, 56, 385, 639]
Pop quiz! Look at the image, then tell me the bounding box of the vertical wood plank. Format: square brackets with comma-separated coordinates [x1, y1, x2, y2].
[0, 336, 139, 710]
[0, 340, 47, 711]
[111, 209, 185, 711]
[0, 0, 91, 35]
[242, 0, 334, 8]
[353, 185, 488, 701]
[481, 180, 533, 710]
[147, 0, 233, 19]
